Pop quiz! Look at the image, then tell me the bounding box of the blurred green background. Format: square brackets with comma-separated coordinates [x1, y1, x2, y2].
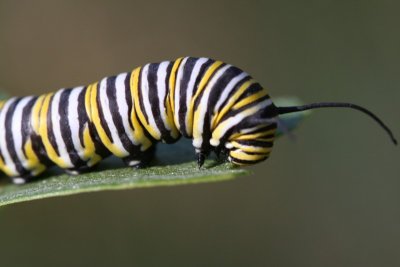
[0, 1, 399, 266]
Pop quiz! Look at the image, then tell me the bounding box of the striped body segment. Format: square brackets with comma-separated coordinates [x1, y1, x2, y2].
[0, 57, 278, 183]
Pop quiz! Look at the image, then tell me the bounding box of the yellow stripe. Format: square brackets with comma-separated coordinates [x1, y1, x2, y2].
[165, 95, 180, 139]
[38, 93, 70, 168]
[31, 95, 46, 133]
[82, 124, 102, 166]
[90, 82, 126, 157]
[82, 85, 103, 165]
[189, 61, 223, 137]
[230, 150, 268, 161]
[165, 61, 180, 139]
[131, 67, 161, 140]
[85, 84, 93, 121]
[128, 69, 153, 150]
[0, 155, 13, 176]
[24, 138, 46, 175]
[129, 69, 153, 150]
[211, 79, 255, 129]
[169, 57, 184, 117]
[192, 61, 224, 139]
[212, 104, 262, 142]
[231, 129, 276, 140]
[0, 100, 6, 109]
[130, 104, 152, 151]
[232, 91, 268, 110]
[230, 141, 272, 154]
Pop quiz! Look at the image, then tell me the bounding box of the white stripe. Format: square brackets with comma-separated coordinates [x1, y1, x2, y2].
[157, 61, 172, 130]
[211, 125, 268, 148]
[12, 96, 33, 168]
[209, 99, 275, 147]
[183, 58, 209, 134]
[99, 78, 129, 156]
[174, 57, 188, 129]
[67, 86, 85, 159]
[0, 98, 18, 175]
[51, 90, 73, 167]
[213, 71, 248, 113]
[239, 125, 267, 135]
[141, 64, 161, 138]
[115, 73, 138, 145]
[195, 64, 232, 144]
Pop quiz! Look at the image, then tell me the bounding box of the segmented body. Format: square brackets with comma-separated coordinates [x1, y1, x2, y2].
[0, 57, 278, 183]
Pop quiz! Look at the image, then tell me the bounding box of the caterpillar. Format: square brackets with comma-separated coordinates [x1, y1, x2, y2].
[0, 57, 396, 184]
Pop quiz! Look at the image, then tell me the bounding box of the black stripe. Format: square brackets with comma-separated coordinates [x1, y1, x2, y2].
[235, 139, 274, 148]
[193, 62, 222, 111]
[106, 75, 140, 152]
[178, 57, 197, 136]
[219, 122, 277, 149]
[164, 61, 173, 115]
[21, 96, 37, 148]
[180, 58, 215, 136]
[242, 124, 277, 135]
[218, 95, 273, 124]
[96, 80, 114, 143]
[125, 73, 135, 132]
[46, 94, 61, 157]
[164, 61, 173, 99]
[21, 96, 50, 166]
[192, 62, 229, 150]
[236, 82, 264, 103]
[205, 66, 247, 139]
[131, 68, 157, 147]
[230, 155, 269, 165]
[216, 75, 252, 114]
[207, 66, 246, 113]
[147, 63, 175, 143]
[29, 97, 53, 167]
[5, 98, 27, 175]
[137, 67, 149, 125]
[78, 87, 88, 148]
[58, 89, 86, 167]
[82, 85, 111, 158]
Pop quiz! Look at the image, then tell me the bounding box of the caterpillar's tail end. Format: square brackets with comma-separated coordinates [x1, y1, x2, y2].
[276, 102, 398, 146]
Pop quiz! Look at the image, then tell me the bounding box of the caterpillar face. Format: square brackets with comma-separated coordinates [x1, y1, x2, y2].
[210, 101, 278, 166]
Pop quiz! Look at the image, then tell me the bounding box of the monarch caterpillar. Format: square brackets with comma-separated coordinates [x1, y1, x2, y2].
[0, 57, 396, 184]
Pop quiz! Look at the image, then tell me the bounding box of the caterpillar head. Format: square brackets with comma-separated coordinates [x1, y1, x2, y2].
[209, 101, 279, 166]
[225, 123, 277, 165]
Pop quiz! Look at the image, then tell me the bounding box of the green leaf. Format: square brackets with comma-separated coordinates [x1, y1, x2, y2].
[0, 96, 307, 207]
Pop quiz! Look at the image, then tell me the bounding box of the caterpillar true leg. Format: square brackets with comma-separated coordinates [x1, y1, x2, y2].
[122, 145, 156, 169]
